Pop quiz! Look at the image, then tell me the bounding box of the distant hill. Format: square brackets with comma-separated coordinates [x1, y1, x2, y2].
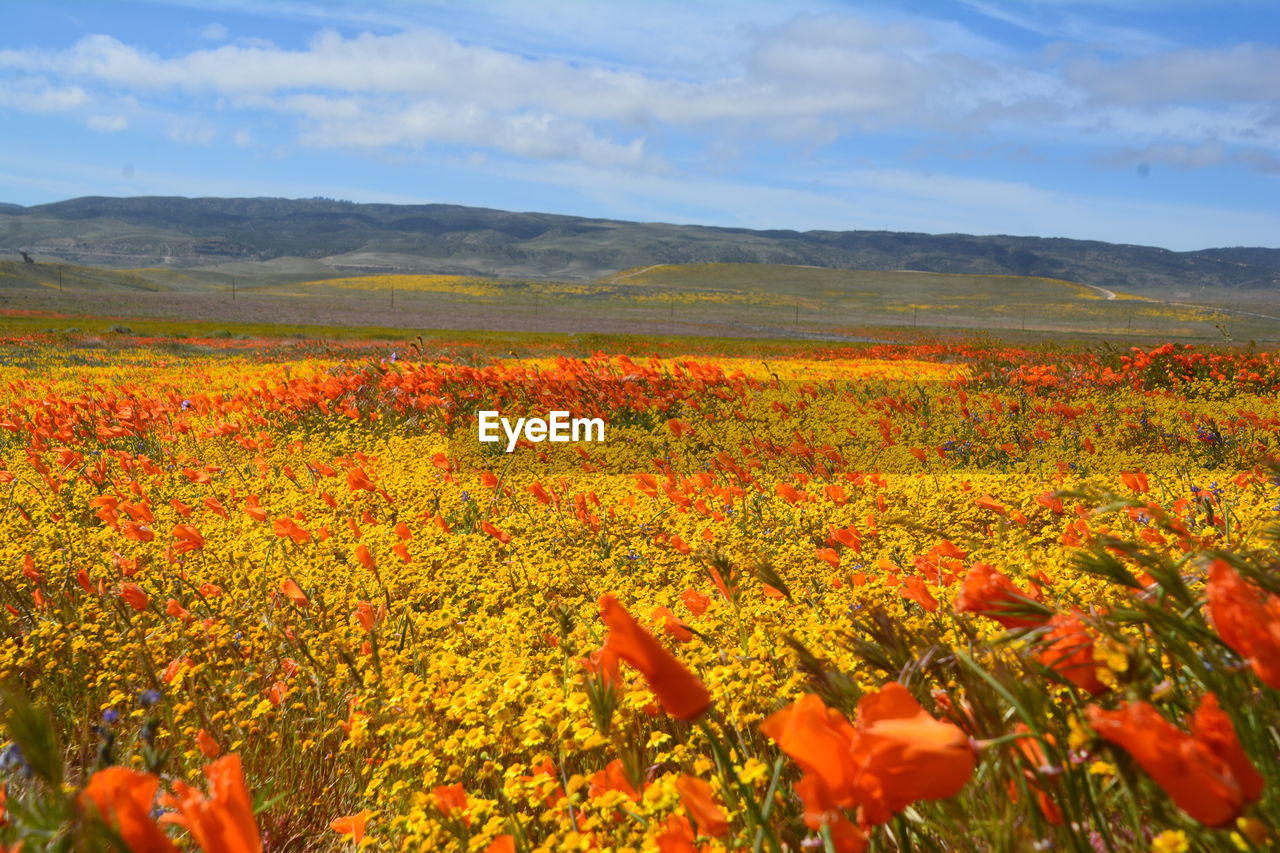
[2, 195, 1277, 295]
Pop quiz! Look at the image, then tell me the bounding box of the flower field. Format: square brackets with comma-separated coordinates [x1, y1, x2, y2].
[3, 334, 1280, 851]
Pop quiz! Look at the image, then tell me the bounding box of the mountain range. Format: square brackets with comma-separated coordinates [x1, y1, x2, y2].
[3, 195, 1278, 296]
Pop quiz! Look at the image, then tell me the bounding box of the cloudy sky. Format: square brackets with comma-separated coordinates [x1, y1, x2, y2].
[1, 0, 1276, 250]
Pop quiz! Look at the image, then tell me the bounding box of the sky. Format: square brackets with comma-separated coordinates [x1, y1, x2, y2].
[0, 0, 1277, 250]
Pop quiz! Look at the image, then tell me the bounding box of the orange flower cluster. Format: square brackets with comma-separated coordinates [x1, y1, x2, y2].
[80, 754, 260, 853]
[1207, 559, 1280, 688]
[1088, 694, 1262, 827]
[761, 684, 975, 851]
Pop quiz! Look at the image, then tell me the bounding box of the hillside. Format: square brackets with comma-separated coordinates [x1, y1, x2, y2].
[2, 196, 1277, 297]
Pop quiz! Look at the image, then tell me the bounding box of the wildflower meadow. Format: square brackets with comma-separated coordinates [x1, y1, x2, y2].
[2, 333, 1280, 852]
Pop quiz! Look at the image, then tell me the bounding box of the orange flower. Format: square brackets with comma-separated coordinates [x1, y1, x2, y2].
[852, 683, 976, 825]
[330, 809, 373, 844]
[760, 693, 859, 809]
[899, 576, 938, 611]
[674, 775, 729, 837]
[1087, 700, 1245, 827]
[974, 494, 1007, 515]
[1008, 724, 1062, 825]
[280, 579, 309, 608]
[598, 593, 711, 720]
[587, 759, 639, 801]
[196, 729, 222, 759]
[346, 467, 375, 492]
[172, 524, 206, 554]
[680, 588, 711, 616]
[485, 835, 516, 853]
[1191, 693, 1263, 806]
[816, 547, 841, 568]
[1119, 470, 1149, 493]
[580, 644, 620, 686]
[954, 563, 1045, 629]
[244, 495, 267, 522]
[1038, 610, 1106, 694]
[432, 784, 469, 826]
[271, 517, 311, 545]
[120, 583, 149, 612]
[354, 544, 376, 572]
[762, 684, 974, 829]
[655, 814, 699, 853]
[1206, 559, 1280, 688]
[80, 766, 177, 853]
[266, 681, 287, 707]
[160, 754, 262, 853]
[651, 606, 694, 643]
[353, 601, 377, 632]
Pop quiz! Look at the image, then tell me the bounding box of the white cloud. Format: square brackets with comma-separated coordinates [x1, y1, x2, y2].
[0, 3, 1275, 190]
[1068, 44, 1280, 106]
[232, 129, 252, 146]
[167, 119, 215, 144]
[87, 114, 128, 132]
[199, 22, 229, 41]
[0, 78, 89, 112]
[1102, 139, 1280, 172]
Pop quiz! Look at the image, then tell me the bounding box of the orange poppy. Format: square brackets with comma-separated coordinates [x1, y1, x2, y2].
[480, 521, 511, 544]
[1190, 693, 1263, 806]
[196, 729, 221, 759]
[760, 693, 859, 809]
[346, 467, 375, 492]
[1008, 723, 1062, 825]
[680, 588, 711, 616]
[762, 684, 974, 828]
[1038, 610, 1106, 694]
[270, 517, 310, 545]
[353, 601, 377, 632]
[1087, 700, 1245, 827]
[655, 814, 699, 853]
[953, 563, 1045, 629]
[172, 524, 205, 554]
[899, 576, 938, 611]
[674, 775, 729, 837]
[432, 784, 469, 826]
[651, 606, 694, 643]
[1206, 559, 1280, 689]
[330, 809, 373, 844]
[852, 683, 976, 825]
[580, 644, 620, 686]
[598, 594, 711, 721]
[165, 598, 191, 622]
[160, 754, 262, 853]
[485, 835, 516, 853]
[80, 766, 177, 853]
[120, 583, 149, 612]
[587, 759, 639, 801]
[280, 579, 309, 608]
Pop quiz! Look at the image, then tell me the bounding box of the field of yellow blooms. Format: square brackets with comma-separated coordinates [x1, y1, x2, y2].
[2, 334, 1280, 852]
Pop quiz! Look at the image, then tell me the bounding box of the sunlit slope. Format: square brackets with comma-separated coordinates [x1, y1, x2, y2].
[0, 261, 171, 292]
[610, 263, 1119, 303]
[597, 262, 1227, 335]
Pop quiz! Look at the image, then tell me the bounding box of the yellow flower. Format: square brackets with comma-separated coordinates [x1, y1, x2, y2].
[1150, 829, 1189, 853]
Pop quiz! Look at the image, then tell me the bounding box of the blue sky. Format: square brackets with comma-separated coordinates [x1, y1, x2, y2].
[0, 0, 1276, 250]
